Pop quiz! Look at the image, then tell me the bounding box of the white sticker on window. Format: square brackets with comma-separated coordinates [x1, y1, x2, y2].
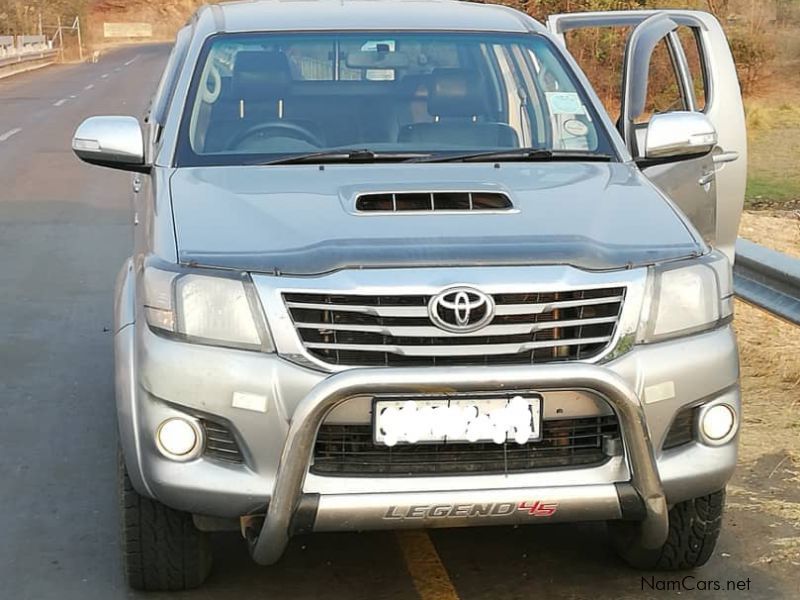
[563, 119, 589, 137]
[546, 92, 585, 115]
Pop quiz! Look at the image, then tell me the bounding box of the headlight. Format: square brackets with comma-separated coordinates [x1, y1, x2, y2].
[638, 252, 733, 343]
[141, 261, 273, 352]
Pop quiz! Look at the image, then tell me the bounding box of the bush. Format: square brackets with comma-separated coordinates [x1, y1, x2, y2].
[492, 0, 776, 97]
[727, 27, 777, 94]
[0, 0, 87, 35]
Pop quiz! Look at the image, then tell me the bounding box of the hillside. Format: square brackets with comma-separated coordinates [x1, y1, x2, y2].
[86, 0, 203, 42]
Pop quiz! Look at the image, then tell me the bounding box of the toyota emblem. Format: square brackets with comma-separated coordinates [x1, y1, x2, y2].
[428, 287, 495, 333]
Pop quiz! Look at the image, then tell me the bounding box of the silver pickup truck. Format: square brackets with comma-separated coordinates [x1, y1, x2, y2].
[72, 0, 746, 591]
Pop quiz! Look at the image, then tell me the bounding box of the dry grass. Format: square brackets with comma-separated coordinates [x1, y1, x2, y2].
[731, 212, 800, 567]
[734, 300, 800, 463]
[731, 303, 800, 568]
[735, 210, 800, 465]
[739, 211, 800, 258]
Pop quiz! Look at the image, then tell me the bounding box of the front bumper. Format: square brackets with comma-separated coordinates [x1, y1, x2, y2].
[248, 363, 668, 564]
[116, 320, 739, 564]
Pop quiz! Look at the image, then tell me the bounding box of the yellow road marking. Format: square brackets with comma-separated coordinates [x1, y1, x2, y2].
[396, 530, 461, 600]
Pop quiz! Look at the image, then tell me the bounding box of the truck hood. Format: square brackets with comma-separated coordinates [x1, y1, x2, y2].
[169, 162, 702, 275]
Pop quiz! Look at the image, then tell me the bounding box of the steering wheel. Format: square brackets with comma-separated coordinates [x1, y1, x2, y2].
[227, 121, 324, 151]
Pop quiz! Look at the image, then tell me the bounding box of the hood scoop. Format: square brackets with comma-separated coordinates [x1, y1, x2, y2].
[355, 191, 513, 213]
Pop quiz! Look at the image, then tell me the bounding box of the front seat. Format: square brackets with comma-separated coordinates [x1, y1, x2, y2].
[231, 51, 291, 121]
[204, 51, 293, 151]
[398, 68, 519, 148]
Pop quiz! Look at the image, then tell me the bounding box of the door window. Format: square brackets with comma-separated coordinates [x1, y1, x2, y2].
[635, 37, 688, 124]
[677, 26, 708, 112]
[564, 24, 708, 125]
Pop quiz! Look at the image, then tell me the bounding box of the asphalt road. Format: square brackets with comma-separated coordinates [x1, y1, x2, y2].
[0, 45, 794, 600]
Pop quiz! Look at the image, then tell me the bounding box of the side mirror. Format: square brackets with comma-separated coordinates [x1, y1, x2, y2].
[643, 111, 718, 162]
[72, 116, 149, 173]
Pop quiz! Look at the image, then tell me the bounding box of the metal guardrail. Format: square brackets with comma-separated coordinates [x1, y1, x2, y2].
[0, 34, 53, 60]
[0, 49, 58, 70]
[0, 35, 57, 77]
[17, 34, 47, 48]
[734, 238, 800, 325]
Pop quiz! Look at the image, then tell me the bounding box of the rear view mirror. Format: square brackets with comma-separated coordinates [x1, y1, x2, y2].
[345, 51, 409, 70]
[643, 111, 718, 161]
[72, 116, 149, 173]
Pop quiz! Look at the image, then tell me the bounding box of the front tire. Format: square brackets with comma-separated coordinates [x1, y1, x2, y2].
[119, 451, 213, 590]
[608, 489, 725, 570]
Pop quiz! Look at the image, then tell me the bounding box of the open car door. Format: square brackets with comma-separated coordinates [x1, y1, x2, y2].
[547, 11, 746, 262]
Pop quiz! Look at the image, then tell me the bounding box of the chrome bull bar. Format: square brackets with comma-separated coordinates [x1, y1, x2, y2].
[249, 364, 668, 565]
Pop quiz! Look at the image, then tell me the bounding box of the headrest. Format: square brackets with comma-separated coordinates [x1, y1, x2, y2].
[427, 69, 487, 118]
[398, 74, 430, 99]
[233, 51, 291, 100]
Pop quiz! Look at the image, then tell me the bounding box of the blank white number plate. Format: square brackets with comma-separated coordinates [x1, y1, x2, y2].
[374, 396, 542, 447]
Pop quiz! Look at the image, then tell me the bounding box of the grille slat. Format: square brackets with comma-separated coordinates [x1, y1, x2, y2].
[663, 405, 696, 449]
[284, 287, 624, 367]
[201, 420, 244, 463]
[304, 336, 612, 357]
[286, 301, 428, 317]
[296, 315, 619, 338]
[285, 295, 623, 318]
[312, 416, 619, 476]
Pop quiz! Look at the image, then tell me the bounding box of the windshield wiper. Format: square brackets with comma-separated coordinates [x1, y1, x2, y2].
[259, 147, 612, 165]
[261, 149, 430, 166]
[411, 148, 614, 164]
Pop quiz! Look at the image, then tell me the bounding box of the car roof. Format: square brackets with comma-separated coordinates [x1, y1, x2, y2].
[195, 0, 544, 34]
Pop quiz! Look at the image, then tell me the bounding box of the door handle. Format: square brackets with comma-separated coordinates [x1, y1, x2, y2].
[698, 171, 715, 187]
[713, 151, 739, 165]
[132, 176, 142, 193]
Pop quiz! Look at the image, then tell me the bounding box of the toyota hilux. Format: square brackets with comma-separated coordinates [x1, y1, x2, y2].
[72, 0, 746, 591]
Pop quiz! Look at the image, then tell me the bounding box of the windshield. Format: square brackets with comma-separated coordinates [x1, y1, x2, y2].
[176, 32, 616, 166]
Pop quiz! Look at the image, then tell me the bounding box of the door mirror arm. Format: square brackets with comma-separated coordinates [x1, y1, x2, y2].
[635, 149, 712, 169]
[79, 159, 153, 174]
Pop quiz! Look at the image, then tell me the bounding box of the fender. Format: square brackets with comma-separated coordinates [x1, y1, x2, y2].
[113, 258, 154, 498]
[114, 258, 136, 333]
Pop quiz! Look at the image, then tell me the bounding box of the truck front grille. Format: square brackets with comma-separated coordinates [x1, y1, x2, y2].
[283, 288, 624, 367]
[312, 416, 620, 476]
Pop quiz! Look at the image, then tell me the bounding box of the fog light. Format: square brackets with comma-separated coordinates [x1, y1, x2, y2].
[700, 404, 735, 441]
[157, 418, 199, 458]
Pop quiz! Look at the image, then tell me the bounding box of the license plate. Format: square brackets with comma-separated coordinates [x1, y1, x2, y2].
[373, 395, 542, 447]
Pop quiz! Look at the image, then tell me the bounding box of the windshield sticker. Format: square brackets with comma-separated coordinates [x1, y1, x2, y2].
[563, 119, 589, 137]
[546, 92, 585, 115]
